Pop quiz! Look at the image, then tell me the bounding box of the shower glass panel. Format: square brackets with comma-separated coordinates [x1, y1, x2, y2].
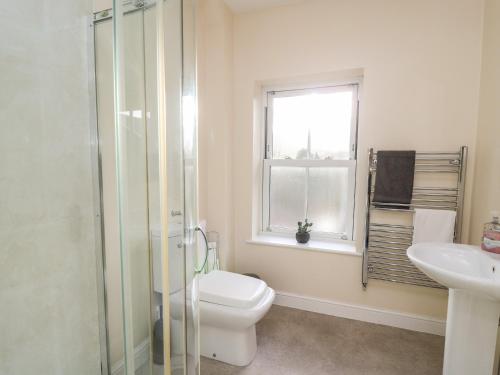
[94, 16, 126, 371]
[95, 5, 152, 373]
[181, 1, 200, 373]
[114, 6, 153, 374]
[108, 0, 199, 374]
[0, 1, 106, 374]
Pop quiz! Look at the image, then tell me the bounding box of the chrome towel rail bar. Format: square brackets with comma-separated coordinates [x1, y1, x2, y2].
[362, 146, 468, 289]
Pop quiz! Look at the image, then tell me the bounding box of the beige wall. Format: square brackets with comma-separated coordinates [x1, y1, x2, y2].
[197, 0, 486, 320]
[470, 0, 500, 244]
[197, 0, 235, 270]
[93, 0, 111, 12]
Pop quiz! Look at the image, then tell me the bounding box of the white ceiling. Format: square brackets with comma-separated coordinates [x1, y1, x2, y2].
[224, 0, 305, 13]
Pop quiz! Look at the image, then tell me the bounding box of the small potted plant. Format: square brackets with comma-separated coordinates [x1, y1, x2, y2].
[296, 219, 313, 244]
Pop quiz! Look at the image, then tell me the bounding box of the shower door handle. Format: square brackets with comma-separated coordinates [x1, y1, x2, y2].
[171, 210, 182, 217]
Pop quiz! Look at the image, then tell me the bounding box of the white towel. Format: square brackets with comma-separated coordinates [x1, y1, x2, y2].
[412, 209, 456, 244]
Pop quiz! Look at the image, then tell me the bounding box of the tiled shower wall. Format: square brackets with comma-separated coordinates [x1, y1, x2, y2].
[0, 1, 102, 373]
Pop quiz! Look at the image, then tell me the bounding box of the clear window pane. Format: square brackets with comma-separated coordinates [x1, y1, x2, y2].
[269, 167, 306, 230]
[309, 91, 353, 160]
[307, 167, 350, 235]
[271, 88, 354, 160]
[271, 96, 309, 159]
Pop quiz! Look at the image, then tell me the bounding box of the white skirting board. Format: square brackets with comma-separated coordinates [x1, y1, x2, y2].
[273, 291, 446, 336]
[111, 339, 150, 375]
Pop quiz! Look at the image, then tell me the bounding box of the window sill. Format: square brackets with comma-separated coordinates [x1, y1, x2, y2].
[246, 235, 361, 256]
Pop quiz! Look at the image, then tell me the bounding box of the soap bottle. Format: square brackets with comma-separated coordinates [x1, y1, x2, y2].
[481, 211, 500, 254]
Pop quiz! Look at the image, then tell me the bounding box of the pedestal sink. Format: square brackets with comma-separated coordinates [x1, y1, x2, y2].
[408, 243, 500, 375]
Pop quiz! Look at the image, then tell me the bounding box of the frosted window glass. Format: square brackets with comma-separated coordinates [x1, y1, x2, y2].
[307, 167, 350, 234]
[269, 167, 306, 229]
[271, 90, 353, 160]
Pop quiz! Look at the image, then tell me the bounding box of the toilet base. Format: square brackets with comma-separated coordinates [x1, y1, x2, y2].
[200, 324, 257, 366]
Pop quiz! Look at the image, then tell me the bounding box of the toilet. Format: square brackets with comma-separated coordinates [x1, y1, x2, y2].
[199, 270, 275, 366]
[152, 229, 192, 368]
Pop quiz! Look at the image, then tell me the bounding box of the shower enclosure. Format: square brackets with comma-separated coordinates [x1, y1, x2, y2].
[1, 0, 200, 374]
[96, 0, 199, 373]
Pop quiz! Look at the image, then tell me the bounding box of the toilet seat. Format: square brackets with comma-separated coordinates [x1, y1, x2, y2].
[200, 287, 274, 329]
[199, 270, 267, 309]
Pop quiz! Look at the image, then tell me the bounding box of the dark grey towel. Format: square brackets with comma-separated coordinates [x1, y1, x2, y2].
[373, 151, 416, 208]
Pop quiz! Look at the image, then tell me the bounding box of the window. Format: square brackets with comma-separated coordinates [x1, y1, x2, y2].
[262, 83, 359, 241]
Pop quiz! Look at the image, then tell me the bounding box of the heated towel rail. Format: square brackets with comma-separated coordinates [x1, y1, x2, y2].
[362, 146, 468, 289]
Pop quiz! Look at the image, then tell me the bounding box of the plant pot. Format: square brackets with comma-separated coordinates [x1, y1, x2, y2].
[296, 232, 310, 244]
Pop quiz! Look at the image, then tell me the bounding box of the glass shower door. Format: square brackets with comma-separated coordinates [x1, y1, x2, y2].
[180, 1, 200, 373]
[113, 5, 153, 373]
[108, 0, 199, 374]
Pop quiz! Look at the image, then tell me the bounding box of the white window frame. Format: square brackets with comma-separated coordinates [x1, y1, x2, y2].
[262, 83, 359, 241]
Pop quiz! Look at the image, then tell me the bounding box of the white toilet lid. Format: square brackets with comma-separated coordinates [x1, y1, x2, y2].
[199, 271, 268, 309]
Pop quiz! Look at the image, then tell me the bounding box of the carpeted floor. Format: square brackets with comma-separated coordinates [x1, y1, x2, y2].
[201, 305, 444, 375]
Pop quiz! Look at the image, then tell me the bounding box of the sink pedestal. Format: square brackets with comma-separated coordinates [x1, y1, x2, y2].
[407, 244, 500, 374]
[444, 289, 500, 375]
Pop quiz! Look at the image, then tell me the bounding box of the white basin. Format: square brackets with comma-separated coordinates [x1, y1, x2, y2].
[408, 243, 500, 300]
[408, 243, 500, 375]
